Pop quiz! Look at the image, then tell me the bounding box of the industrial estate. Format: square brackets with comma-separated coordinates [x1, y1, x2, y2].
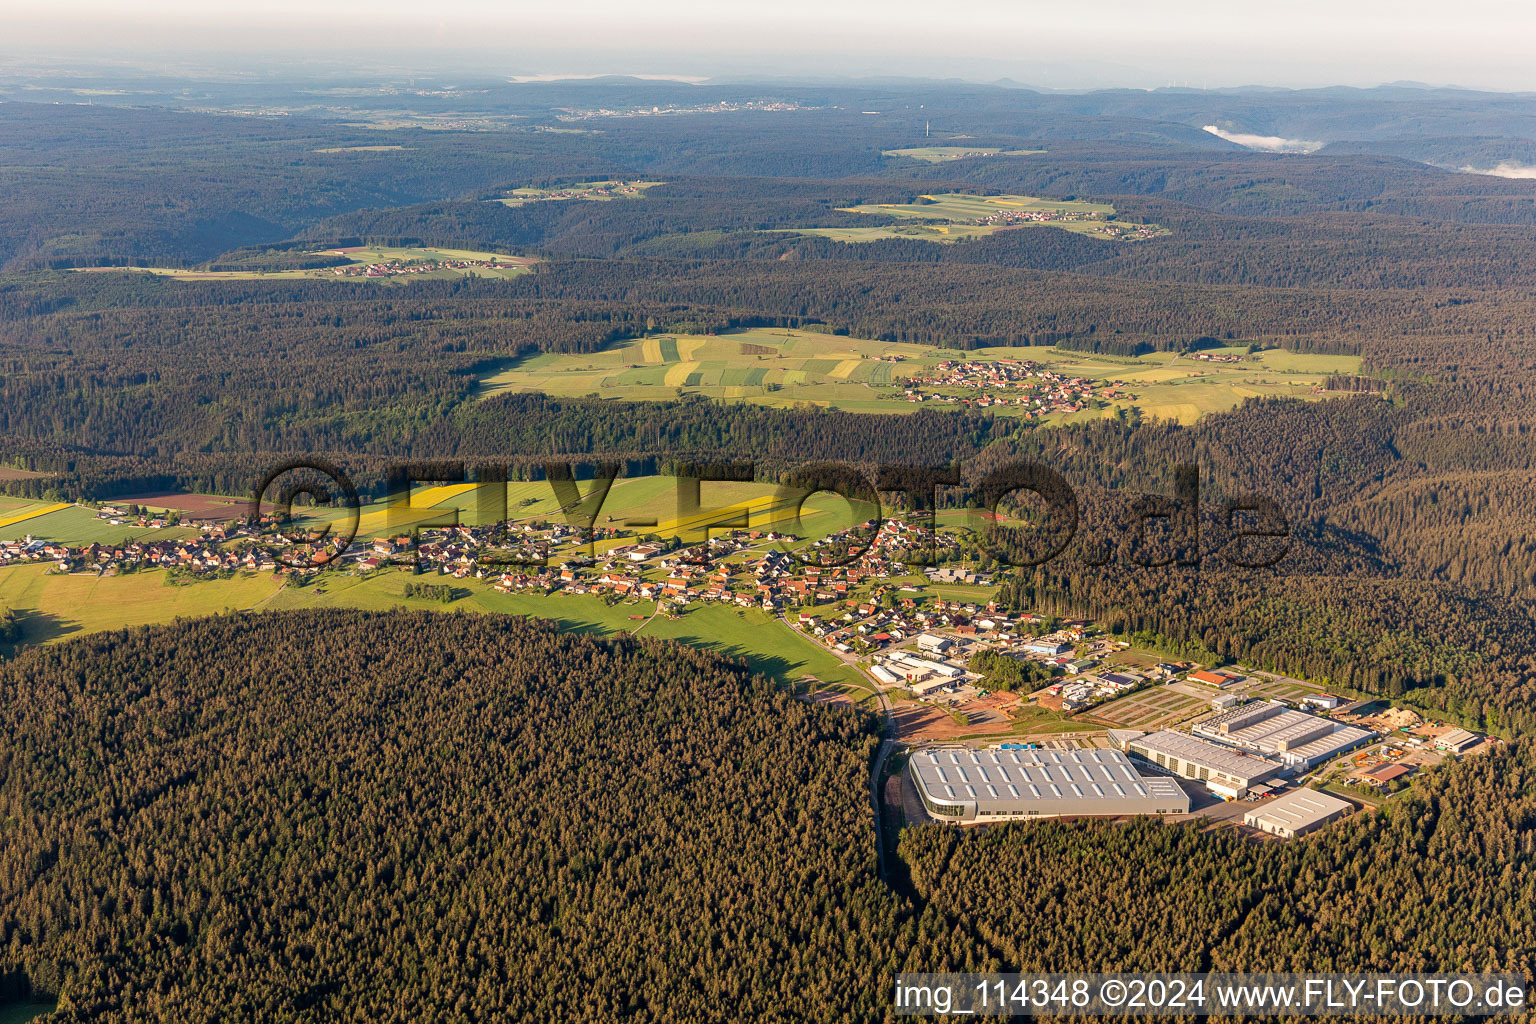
[903, 680, 1479, 838]
[2, 478, 1495, 849]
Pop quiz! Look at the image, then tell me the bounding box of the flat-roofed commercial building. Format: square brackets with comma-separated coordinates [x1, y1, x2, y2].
[1194, 701, 1374, 770]
[1243, 789, 1353, 838]
[1434, 728, 1480, 753]
[1123, 730, 1281, 799]
[909, 747, 1189, 822]
[917, 633, 953, 654]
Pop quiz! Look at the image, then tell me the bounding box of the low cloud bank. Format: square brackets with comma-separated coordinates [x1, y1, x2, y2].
[1457, 161, 1536, 179]
[1203, 125, 1323, 154]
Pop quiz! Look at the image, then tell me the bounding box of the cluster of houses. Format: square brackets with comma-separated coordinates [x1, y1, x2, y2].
[556, 100, 804, 122]
[895, 358, 1128, 414]
[499, 516, 970, 618]
[2, 537, 75, 566]
[506, 181, 654, 203]
[966, 208, 1160, 241]
[3, 533, 278, 574]
[978, 208, 1108, 227]
[798, 596, 1020, 656]
[1045, 670, 1149, 711]
[330, 256, 524, 278]
[1097, 222, 1163, 240]
[493, 520, 946, 614]
[94, 504, 181, 529]
[12, 504, 1030, 656]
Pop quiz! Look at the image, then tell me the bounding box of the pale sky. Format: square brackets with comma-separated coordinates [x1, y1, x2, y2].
[11, 0, 1536, 91]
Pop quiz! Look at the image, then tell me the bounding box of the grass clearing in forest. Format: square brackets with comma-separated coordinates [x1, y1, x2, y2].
[475, 326, 950, 412]
[881, 147, 1046, 163]
[0, 562, 285, 647]
[72, 246, 536, 283]
[782, 192, 1163, 243]
[476, 327, 1364, 425]
[0, 562, 863, 689]
[494, 180, 664, 206]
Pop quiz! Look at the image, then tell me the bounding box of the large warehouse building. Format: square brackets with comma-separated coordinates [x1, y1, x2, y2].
[1243, 788, 1353, 838]
[1122, 730, 1282, 799]
[1193, 701, 1374, 770]
[909, 747, 1190, 822]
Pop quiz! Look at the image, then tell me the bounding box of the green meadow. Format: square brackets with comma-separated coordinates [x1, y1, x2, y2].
[475, 326, 944, 413]
[494, 180, 664, 206]
[0, 562, 286, 647]
[979, 345, 1364, 425]
[280, 471, 874, 547]
[0, 504, 201, 544]
[0, 496, 56, 519]
[0, 562, 867, 691]
[784, 192, 1156, 243]
[476, 326, 1362, 424]
[72, 245, 535, 283]
[881, 147, 1046, 163]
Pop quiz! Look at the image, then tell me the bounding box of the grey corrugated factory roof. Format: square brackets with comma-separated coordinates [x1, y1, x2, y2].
[913, 747, 1184, 804]
[1129, 730, 1282, 778]
[1245, 788, 1352, 832]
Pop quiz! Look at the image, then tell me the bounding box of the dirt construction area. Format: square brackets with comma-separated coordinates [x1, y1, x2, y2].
[892, 689, 1033, 740]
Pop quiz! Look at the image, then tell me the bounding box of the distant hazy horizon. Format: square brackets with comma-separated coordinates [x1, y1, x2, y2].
[8, 0, 1536, 93]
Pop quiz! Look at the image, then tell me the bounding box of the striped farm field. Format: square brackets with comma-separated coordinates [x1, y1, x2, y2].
[0, 502, 74, 534]
[780, 192, 1165, 243]
[474, 327, 955, 411]
[663, 361, 700, 386]
[287, 483, 484, 540]
[474, 328, 1363, 423]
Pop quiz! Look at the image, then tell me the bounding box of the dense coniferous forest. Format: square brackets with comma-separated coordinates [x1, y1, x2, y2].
[1, 612, 1533, 1020]
[0, 612, 908, 1022]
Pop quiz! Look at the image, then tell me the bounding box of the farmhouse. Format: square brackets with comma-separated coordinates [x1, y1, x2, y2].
[625, 543, 664, 562]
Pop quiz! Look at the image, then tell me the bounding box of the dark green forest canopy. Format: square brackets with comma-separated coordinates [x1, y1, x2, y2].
[0, 611, 905, 1022]
[1, 611, 1534, 1021]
